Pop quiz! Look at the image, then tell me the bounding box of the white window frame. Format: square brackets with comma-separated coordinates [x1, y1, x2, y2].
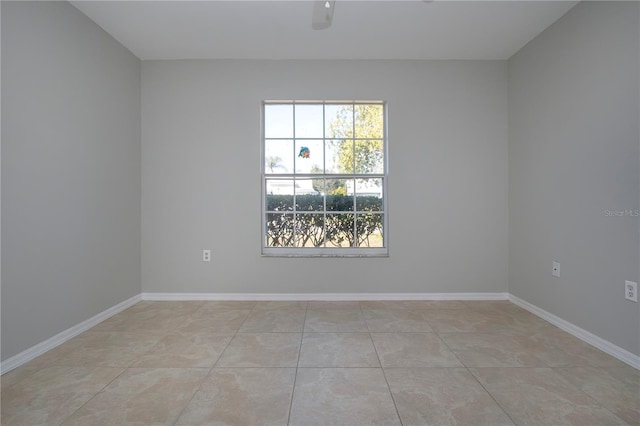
[261, 100, 389, 257]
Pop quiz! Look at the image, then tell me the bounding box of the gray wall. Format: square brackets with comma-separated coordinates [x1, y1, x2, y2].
[142, 60, 508, 294]
[508, 1, 640, 355]
[1, 2, 141, 360]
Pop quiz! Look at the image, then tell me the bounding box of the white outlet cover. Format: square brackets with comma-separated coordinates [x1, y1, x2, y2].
[203, 250, 211, 262]
[625, 280, 638, 302]
[552, 261, 560, 278]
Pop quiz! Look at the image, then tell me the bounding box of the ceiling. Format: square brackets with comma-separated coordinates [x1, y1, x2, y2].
[70, 1, 578, 61]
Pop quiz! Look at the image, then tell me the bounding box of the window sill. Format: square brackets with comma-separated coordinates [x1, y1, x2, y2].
[261, 248, 388, 258]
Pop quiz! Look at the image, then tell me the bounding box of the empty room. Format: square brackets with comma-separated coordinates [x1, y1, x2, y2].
[1, 0, 639, 425]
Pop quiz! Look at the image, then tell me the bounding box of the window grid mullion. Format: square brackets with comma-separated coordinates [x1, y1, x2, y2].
[292, 104, 297, 247]
[322, 103, 327, 248]
[352, 105, 357, 247]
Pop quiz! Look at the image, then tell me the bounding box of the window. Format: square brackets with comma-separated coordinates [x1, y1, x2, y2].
[262, 101, 387, 256]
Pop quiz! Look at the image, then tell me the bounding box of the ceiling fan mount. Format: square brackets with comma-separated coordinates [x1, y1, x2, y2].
[312, 0, 336, 30]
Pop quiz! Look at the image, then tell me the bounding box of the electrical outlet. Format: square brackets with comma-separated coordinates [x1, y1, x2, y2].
[203, 249, 211, 262]
[552, 261, 560, 278]
[625, 281, 638, 302]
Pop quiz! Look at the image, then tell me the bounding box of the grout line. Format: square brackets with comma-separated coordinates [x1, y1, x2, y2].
[171, 303, 248, 424]
[359, 301, 404, 425]
[427, 313, 468, 369]
[207, 306, 250, 372]
[466, 367, 518, 426]
[286, 302, 309, 426]
[425, 308, 524, 424]
[66, 306, 187, 406]
[437, 303, 517, 424]
[57, 366, 129, 425]
[378, 366, 405, 426]
[169, 367, 211, 426]
[547, 366, 632, 423]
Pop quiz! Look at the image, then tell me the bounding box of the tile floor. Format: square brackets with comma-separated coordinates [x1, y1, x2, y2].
[1, 300, 638, 425]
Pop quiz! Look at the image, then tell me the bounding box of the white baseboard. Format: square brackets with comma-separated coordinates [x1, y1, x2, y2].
[141, 292, 509, 301]
[0, 294, 141, 375]
[509, 294, 640, 370]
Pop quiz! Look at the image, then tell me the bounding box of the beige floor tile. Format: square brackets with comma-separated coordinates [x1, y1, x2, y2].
[307, 301, 360, 310]
[502, 309, 559, 331]
[421, 309, 503, 333]
[422, 308, 552, 334]
[299, 333, 380, 367]
[289, 368, 401, 426]
[555, 366, 640, 425]
[4, 300, 638, 426]
[439, 332, 552, 367]
[371, 333, 463, 367]
[360, 300, 468, 310]
[385, 368, 514, 425]
[464, 300, 525, 313]
[62, 367, 208, 426]
[526, 328, 626, 367]
[405, 300, 470, 310]
[215, 333, 302, 367]
[305, 309, 368, 332]
[1, 365, 40, 390]
[176, 368, 296, 426]
[253, 301, 308, 310]
[14, 336, 107, 370]
[363, 309, 434, 332]
[191, 306, 253, 319]
[441, 328, 626, 369]
[42, 331, 163, 367]
[175, 309, 252, 333]
[194, 300, 257, 311]
[1, 366, 124, 426]
[239, 307, 306, 332]
[90, 308, 192, 333]
[359, 301, 410, 310]
[132, 333, 233, 368]
[470, 367, 627, 425]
